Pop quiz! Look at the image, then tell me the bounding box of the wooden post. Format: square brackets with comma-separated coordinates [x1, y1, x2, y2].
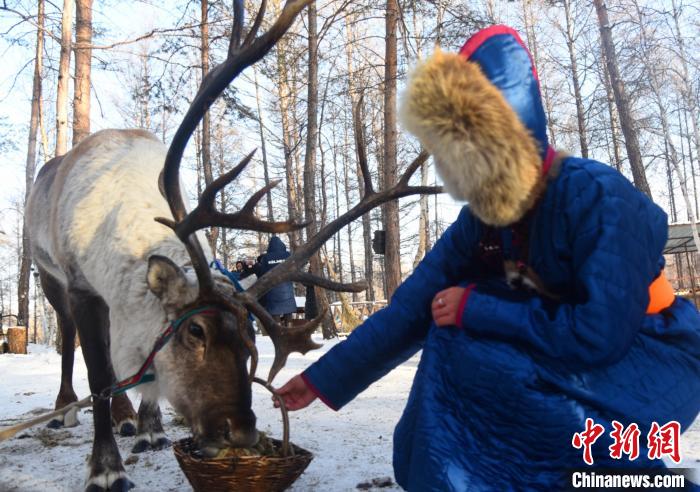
[685, 248, 699, 309]
[7, 327, 27, 354]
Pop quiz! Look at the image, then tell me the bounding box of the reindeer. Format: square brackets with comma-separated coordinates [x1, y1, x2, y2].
[26, 1, 440, 490]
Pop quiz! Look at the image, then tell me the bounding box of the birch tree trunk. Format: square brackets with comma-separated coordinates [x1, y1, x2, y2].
[413, 162, 431, 269]
[253, 66, 274, 223]
[410, 6, 430, 268]
[344, 13, 373, 301]
[18, 0, 45, 331]
[599, 48, 623, 171]
[39, 103, 49, 160]
[55, 0, 73, 156]
[40, 291, 56, 347]
[342, 121, 358, 301]
[200, 0, 218, 255]
[521, 0, 557, 148]
[382, 0, 401, 297]
[562, 0, 588, 158]
[215, 125, 229, 266]
[330, 126, 346, 288]
[593, 0, 651, 197]
[664, 139, 678, 222]
[72, 0, 92, 146]
[272, 0, 301, 250]
[303, 3, 335, 338]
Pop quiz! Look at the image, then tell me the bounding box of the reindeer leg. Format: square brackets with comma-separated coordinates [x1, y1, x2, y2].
[132, 399, 170, 453]
[52, 314, 81, 428]
[111, 394, 137, 437]
[68, 288, 134, 492]
[38, 268, 80, 429]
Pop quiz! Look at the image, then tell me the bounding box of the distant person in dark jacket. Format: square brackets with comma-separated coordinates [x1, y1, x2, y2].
[251, 255, 264, 278]
[239, 259, 256, 280]
[258, 236, 297, 322]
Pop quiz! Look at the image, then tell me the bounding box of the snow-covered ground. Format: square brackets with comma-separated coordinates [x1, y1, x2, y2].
[0, 338, 410, 492]
[1, 339, 699, 491]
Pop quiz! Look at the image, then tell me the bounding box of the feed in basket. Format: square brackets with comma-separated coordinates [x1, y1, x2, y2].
[173, 378, 313, 492]
[213, 432, 277, 458]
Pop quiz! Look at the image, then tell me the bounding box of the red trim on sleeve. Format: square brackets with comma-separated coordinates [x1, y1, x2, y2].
[542, 146, 556, 176]
[456, 284, 477, 329]
[458, 25, 539, 83]
[301, 372, 339, 411]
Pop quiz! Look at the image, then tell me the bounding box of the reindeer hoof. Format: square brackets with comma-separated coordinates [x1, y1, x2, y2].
[152, 437, 171, 450]
[47, 418, 63, 429]
[132, 432, 170, 453]
[131, 439, 150, 454]
[85, 473, 134, 492]
[117, 422, 136, 437]
[109, 477, 135, 491]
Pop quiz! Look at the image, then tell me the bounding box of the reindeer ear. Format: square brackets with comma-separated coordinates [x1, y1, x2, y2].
[147, 255, 190, 308]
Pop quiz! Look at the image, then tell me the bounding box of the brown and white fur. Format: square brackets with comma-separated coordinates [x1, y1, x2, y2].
[399, 48, 544, 227]
[27, 129, 257, 491]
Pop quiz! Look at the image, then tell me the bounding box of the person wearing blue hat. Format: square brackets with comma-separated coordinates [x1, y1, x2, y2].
[277, 25, 700, 490]
[258, 236, 297, 323]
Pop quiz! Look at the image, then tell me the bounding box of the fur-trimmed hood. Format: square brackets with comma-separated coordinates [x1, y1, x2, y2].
[399, 25, 551, 226]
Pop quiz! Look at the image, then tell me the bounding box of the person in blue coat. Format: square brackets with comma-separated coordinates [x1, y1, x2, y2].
[277, 25, 700, 491]
[258, 236, 297, 320]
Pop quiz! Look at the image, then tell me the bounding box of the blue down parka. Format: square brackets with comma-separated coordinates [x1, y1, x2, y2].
[258, 236, 297, 316]
[302, 25, 700, 491]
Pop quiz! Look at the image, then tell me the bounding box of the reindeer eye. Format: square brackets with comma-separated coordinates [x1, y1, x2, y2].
[188, 323, 205, 339]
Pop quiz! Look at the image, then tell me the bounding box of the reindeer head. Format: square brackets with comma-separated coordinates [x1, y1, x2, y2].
[145, 256, 257, 454]
[148, 0, 442, 456]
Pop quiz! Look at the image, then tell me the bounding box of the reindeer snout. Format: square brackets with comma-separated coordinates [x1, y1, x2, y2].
[195, 408, 258, 457]
[225, 417, 259, 448]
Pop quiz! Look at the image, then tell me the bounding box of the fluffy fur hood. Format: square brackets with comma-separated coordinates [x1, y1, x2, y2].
[399, 30, 547, 226]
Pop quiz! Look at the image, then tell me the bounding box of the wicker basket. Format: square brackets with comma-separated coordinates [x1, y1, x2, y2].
[174, 378, 313, 492]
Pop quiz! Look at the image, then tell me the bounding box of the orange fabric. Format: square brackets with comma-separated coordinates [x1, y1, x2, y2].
[646, 270, 675, 314]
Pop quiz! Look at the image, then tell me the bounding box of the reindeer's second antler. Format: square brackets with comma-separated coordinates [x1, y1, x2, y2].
[247, 149, 438, 301]
[235, 291, 323, 382]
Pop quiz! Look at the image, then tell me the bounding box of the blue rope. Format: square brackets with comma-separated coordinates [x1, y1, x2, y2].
[210, 259, 245, 292]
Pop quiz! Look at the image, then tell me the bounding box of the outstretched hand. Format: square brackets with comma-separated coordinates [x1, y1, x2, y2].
[431, 286, 466, 327]
[274, 289, 468, 413]
[274, 374, 317, 411]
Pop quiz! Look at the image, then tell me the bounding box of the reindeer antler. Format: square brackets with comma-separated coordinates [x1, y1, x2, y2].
[157, 150, 307, 241]
[158, 0, 443, 383]
[247, 149, 437, 300]
[235, 291, 323, 382]
[243, 105, 441, 380]
[157, 0, 314, 383]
